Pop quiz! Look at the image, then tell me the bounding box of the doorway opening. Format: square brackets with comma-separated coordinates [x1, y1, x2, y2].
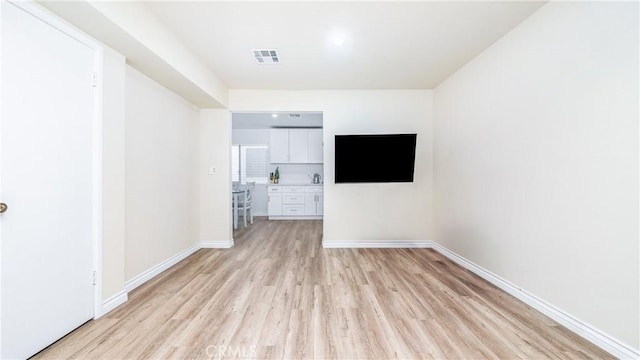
[230, 111, 324, 238]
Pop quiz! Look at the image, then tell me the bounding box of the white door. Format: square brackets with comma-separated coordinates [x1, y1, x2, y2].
[1, 2, 95, 359]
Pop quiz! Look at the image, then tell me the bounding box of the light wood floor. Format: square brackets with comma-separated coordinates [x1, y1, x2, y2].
[35, 218, 613, 359]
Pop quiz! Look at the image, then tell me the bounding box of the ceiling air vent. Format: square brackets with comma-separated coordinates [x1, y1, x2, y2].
[252, 49, 279, 64]
[288, 114, 301, 118]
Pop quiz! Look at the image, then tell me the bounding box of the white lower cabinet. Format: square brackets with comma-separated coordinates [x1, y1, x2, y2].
[304, 186, 323, 216]
[268, 185, 323, 219]
[267, 190, 282, 216]
[283, 204, 305, 215]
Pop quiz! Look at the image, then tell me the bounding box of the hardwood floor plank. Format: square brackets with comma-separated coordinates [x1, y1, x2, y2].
[283, 309, 312, 359]
[311, 285, 341, 359]
[35, 218, 614, 359]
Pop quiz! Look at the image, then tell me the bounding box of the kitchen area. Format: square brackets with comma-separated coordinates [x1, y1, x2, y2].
[232, 112, 323, 228]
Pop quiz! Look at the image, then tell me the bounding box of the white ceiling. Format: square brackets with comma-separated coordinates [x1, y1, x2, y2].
[147, 1, 545, 90]
[232, 112, 323, 129]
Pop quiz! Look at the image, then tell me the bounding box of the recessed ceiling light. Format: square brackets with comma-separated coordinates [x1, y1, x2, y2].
[333, 37, 345, 46]
[272, 114, 278, 118]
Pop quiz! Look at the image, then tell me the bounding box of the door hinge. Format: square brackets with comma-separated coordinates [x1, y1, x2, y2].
[92, 73, 97, 88]
[93, 271, 97, 285]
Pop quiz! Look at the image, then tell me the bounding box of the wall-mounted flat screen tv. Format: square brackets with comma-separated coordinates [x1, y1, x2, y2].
[335, 134, 417, 183]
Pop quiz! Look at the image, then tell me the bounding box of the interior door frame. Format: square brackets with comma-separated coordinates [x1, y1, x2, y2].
[0, 2, 105, 354]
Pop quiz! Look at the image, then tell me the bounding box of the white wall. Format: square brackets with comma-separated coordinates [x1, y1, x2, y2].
[434, 1, 638, 350]
[200, 109, 233, 243]
[38, 1, 227, 108]
[101, 47, 126, 301]
[232, 128, 269, 145]
[229, 90, 433, 242]
[89, 1, 227, 107]
[125, 66, 200, 280]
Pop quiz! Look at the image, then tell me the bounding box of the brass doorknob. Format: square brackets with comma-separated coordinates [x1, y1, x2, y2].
[0, 203, 7, 214]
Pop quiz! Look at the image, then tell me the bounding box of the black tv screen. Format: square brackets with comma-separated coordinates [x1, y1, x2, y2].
[335, 134, 417, 183]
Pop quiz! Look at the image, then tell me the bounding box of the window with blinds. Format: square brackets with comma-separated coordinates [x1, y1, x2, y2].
[231, 145, 269, 184]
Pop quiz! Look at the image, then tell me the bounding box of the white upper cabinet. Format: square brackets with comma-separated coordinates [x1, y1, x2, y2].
[307, 129, 323, 163]
[288, 129, 309, 163]
[269, 128, 323, 164]
[269, 129, 289, 163]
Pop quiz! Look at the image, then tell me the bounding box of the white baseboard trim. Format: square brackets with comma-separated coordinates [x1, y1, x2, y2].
[429, 241, 639, 360]
[124, 243, 201, 293]
[200, 239, 234, 248]
[100, 241, 234, 317]
[322, 240, 433, 248]
[98, 290, 128, 318]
